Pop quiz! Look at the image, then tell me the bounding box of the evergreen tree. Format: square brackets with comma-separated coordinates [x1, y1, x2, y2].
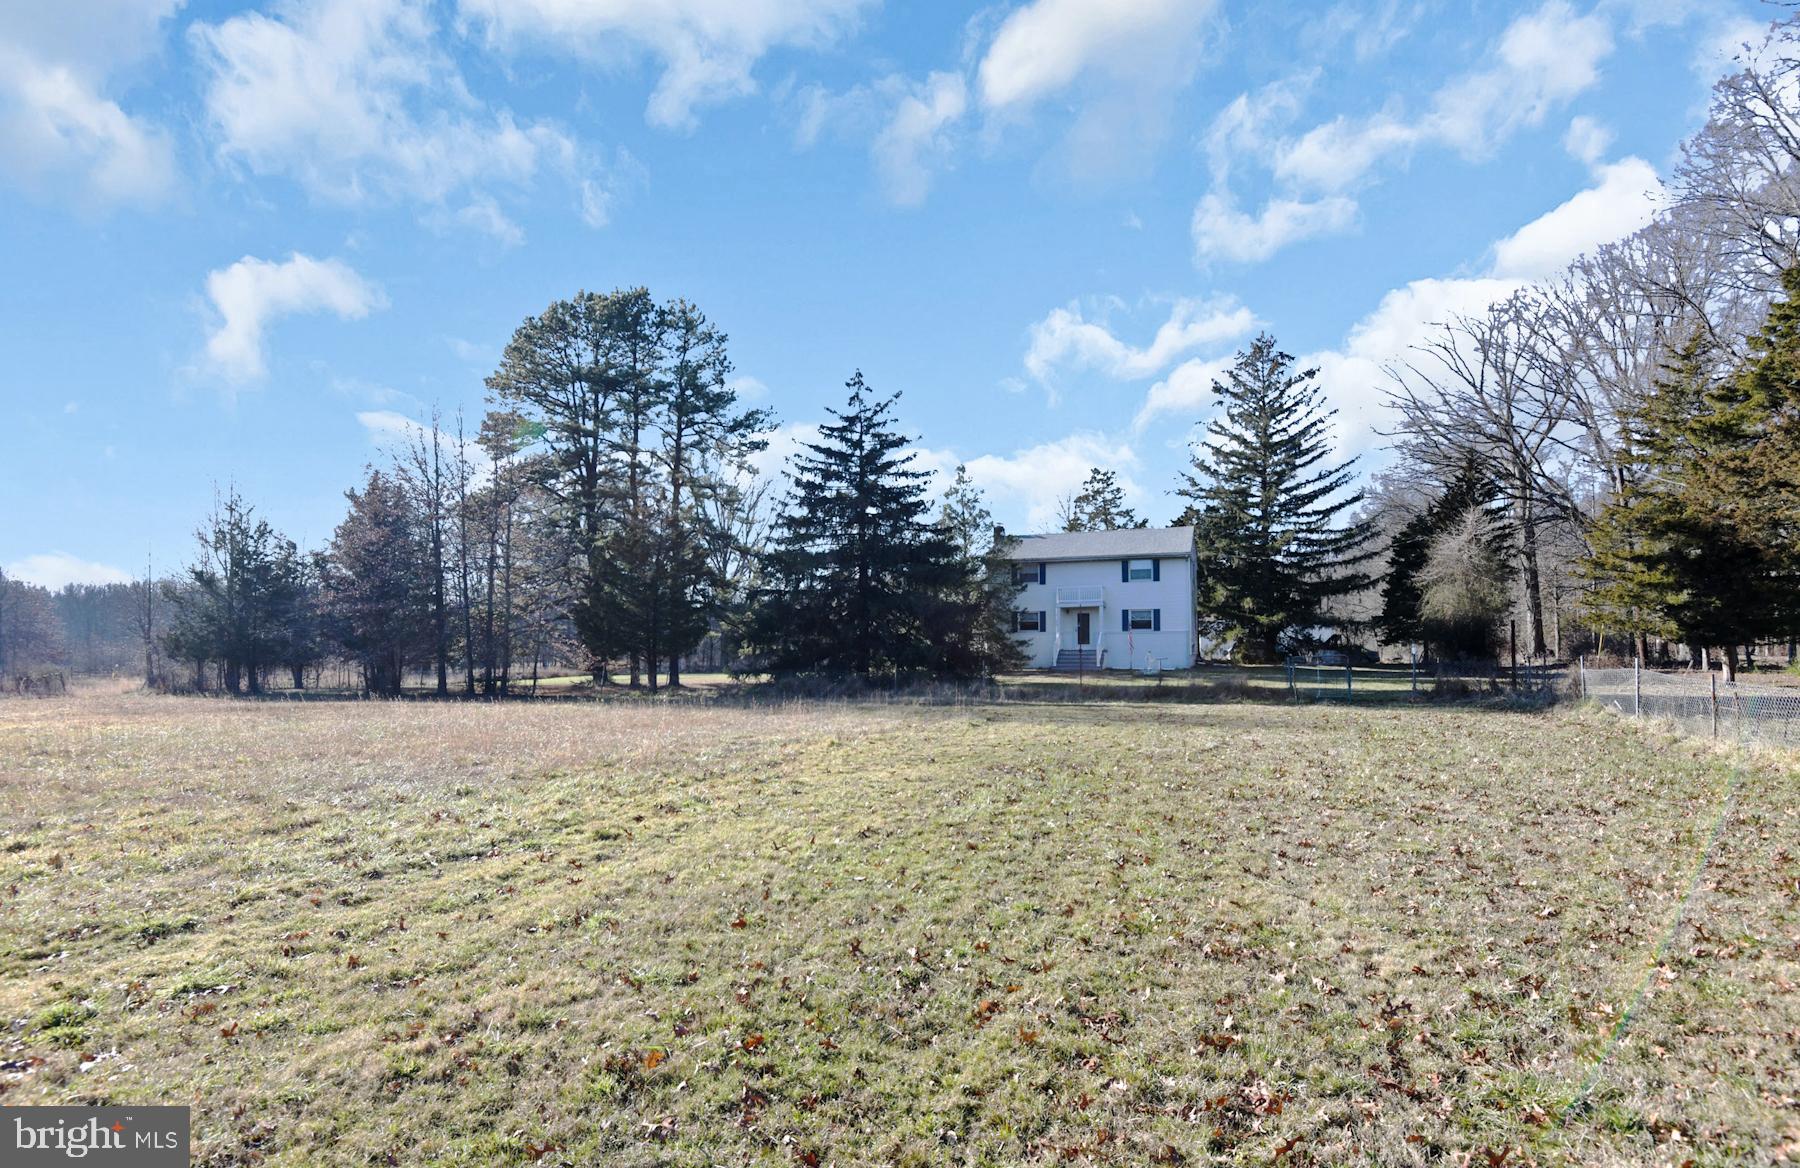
[1062, 468, 1143, 531]
[935, 466, 1027, 677]
[1177, 334, 1377, 662]
[160, 490, 305, 694]
[1376, 459, 1508, 655]
[747, 374, 988, 678]
[1585, 308, 1800, 677]
[321, 471, 433, 695]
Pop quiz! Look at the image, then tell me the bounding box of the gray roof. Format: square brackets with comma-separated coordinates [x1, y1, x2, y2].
[1005, 526, 1194, 562]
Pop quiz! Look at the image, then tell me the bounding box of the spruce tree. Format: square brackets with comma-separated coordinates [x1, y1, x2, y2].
[1062, 468, 1143, 532]
[1586, 309, 1800, 677]
[1177, 334, 1377, 662]
[748, 374, 983, 678]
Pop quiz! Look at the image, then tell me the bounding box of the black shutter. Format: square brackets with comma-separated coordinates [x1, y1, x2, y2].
[1038, 563, 1046, 585]
[1120, 560, 1129, 582]
[1039, 611, 1047, 632]
[1121, 610, 1129, 632]
[1152, 559, 1161, 582]
[1153, 609, 1162, 631]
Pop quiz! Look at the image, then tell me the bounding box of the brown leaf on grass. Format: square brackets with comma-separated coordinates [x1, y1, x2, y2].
[345, 954, 362, 969]
[219, 1021, 239, 1038]
[1274, 1134, 1302, 1157]
[742, 1034, 765, 1051]
[1018, 1027, 1040, 1045]
[1483, 1148, 1512, 1167]
[643, 1049, 665, 1070]
[730, 914, 747, 929]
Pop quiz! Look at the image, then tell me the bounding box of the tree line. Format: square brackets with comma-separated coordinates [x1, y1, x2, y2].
[67, 291, 1023, 696]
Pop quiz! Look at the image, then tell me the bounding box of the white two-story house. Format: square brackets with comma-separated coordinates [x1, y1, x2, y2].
[1005, 526, 1198, 672]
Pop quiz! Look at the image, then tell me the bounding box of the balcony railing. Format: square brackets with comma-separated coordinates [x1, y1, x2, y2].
[1054, 585, 1105, 607]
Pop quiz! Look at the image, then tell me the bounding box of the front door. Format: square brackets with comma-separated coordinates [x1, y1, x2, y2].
[1076, 611, 1091, 646]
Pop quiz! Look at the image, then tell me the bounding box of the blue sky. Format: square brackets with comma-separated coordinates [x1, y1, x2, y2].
[0, 0, 1772, 589]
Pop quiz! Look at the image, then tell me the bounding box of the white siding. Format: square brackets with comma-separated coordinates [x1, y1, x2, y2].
[1009, 555, 1195, 670]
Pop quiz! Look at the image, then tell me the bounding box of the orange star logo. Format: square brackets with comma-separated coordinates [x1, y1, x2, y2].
[112, 1122, 124, 1132]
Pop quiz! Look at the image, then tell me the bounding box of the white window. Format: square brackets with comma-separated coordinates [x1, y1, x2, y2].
[1127, 559, 1154, 580]
[1013, 563, 1041, 585]
[1127, 609, 1155, 630]
[1014, 610, 1044, 632]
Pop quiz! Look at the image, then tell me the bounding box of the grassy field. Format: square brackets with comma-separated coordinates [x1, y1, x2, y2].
[1, 689, 1795, 1166]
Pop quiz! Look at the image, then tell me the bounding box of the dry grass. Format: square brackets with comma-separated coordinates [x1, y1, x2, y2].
[1, 690, 1795, 1166]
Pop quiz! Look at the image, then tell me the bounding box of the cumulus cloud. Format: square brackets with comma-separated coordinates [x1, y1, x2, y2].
[1489, 156, 1664, 279]
[1025, 296, 1256, 386]
[1132, 354, 1235, 433]
[192, 0, 607, 227]
[0, 1, 181, 205]
[458, 0, 871, 131]
[918, 432, 1148, 532]
[1191, 192, 1358, 264]
[4, 551, 134, 590]
[203, 253, 386, 382]
[1141, 152, 1667, 441]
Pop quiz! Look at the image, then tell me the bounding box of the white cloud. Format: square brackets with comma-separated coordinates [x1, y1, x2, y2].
[976, 0, 1214, 112]
[1191, 192, 1358, 263]
[1490, 156, 1663, 279]
[204, 253, 386, 382]
[432, 194, 527, 246]
[1562, 114, 1613, 166]
[1026, 296, 1255, 386]
[1203, 73, 1313, 184]
[192, 0, 606, 225]
[726, 375, 768, 400]
[355, 408, 429, 443]
[976, 0, 1220, 179]
[920, 432, 1148, 532]
[872, 71, 967, 207]
[1132, 354, 1235, 432]
[0, 2, 181, 205]
[1267, 1, 1613, 195]
[5, 551, 134, 590]
[458, 0, 872, 131]
[748, 422, 823, 486]
[1140, 150, 1665, 438]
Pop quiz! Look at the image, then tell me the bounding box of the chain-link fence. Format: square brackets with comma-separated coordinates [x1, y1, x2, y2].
[1579, 660, 1800, 750]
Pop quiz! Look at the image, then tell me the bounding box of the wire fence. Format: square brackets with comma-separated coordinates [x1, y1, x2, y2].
[1579, 659, 1800, 750]
[1281, 655, 1559, 702]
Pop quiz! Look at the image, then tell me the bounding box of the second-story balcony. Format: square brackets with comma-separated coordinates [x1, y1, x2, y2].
[1054, 585, 1105, 607]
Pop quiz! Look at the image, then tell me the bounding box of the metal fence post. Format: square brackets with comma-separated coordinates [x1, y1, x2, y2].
[1710, 671, 1718, 739]
[1633, 655, 1641, 718]
[1578, 654, 1585, 699]
[1345, 663, 1353, 700]
[1410, 646, 1418, 695]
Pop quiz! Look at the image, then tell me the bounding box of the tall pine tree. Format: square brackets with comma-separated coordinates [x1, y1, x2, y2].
[1061, 468, 1143, 531]
[1177, 334, 1377, 662]
[748, 375, 988, 678]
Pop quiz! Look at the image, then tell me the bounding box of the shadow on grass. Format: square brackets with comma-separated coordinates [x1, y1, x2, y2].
[149, 663, 1568, 715]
